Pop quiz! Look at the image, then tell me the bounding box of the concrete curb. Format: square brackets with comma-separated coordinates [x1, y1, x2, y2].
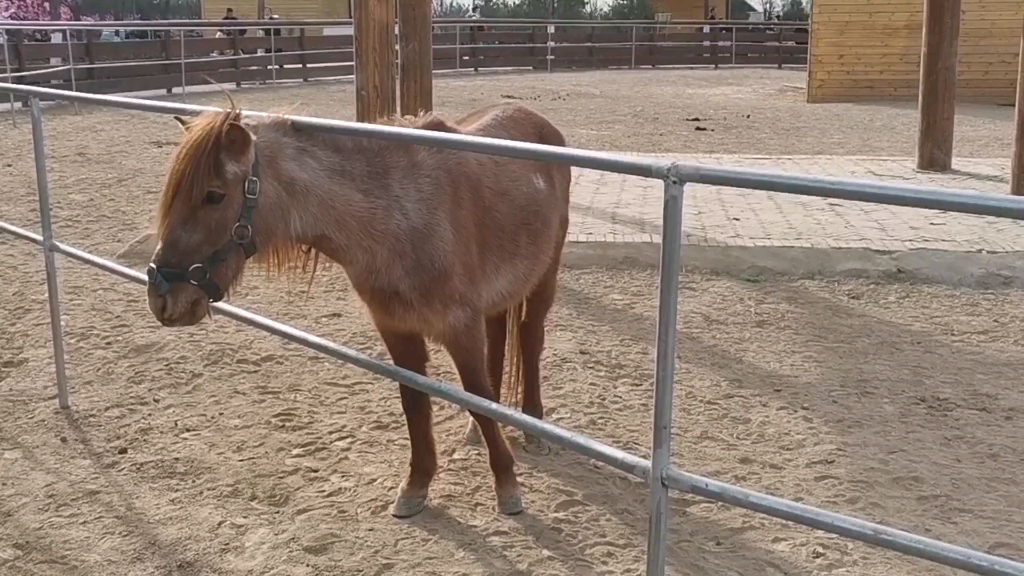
[563, 241, 1024, 290]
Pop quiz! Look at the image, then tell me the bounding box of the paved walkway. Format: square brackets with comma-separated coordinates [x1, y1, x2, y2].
[569, 155, 1024, 253]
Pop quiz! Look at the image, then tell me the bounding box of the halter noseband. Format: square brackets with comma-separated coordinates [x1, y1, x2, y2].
[146, 152, 261, 303]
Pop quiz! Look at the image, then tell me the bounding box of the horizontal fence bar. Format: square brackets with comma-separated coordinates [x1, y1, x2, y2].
[0, 82, 669, 179]
[4, 83, 1022, 222]
[0, 18, 808, 30]
[668, 162, 1024, 221]
[0, 219, 651, 481]
[0, 221, 44, 246]
[663, 467, 1024, 576]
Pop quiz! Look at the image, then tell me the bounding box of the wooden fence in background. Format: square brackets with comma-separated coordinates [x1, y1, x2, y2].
[1, 25, 808, 101]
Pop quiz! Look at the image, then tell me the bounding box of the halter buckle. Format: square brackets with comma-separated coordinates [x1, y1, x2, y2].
[244, 177, 260, 199]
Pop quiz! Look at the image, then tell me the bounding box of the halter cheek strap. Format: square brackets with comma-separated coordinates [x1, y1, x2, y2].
[146, 152, 261, 303]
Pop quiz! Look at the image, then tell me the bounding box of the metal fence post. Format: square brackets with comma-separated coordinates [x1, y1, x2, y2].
[179, 29, 187, 101]
[546, 22, 552, 73]
[455, 25, 461, 72]
[3, 30, 14, 126]
[270, 27, 277, 85]
[64, 27, 78, 114]
[731, 27, 736, 66]
[645, 176, 685, 576]
[631, 24, 636, 69]
[29, 97, 71, 410]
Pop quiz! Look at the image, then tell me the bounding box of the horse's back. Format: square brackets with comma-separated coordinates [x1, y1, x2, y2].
[457, 102, 568, 150]
[451, 103, 571, 308]
[374, 103, 571, 322]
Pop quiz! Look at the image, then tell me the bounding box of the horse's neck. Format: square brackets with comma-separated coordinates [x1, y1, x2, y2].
[254, 125, 401, 269]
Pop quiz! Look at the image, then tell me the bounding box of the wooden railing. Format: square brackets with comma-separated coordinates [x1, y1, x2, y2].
[0, 20, 809, 101]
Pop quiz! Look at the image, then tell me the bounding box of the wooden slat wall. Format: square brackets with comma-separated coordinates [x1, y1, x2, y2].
[807, 0, 1024, 104]
[654, 0, 729, 20]
[200, 0, 349, 35]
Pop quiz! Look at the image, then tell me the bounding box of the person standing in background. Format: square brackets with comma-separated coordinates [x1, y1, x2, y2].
[220, 7, 239, 37]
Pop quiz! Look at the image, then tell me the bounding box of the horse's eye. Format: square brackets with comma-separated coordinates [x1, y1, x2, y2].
[204, 190, 226, 205]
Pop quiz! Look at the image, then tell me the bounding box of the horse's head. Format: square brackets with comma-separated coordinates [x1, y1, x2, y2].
[147, 108, 261, 327]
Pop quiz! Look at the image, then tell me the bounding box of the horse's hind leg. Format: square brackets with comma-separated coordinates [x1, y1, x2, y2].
[519, 264, 559, 455]
[465, 312, 507, 445]
[378, 329, 436, 518]
[443, 315, 523, 515]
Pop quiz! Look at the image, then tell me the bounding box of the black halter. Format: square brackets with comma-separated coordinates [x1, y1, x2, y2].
[146, 153, 261, 303]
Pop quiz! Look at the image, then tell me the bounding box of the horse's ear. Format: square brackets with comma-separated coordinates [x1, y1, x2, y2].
[221, 121, 254, 161]
[172, 115, 191, 132]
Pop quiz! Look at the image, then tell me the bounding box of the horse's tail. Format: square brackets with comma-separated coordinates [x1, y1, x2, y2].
[503, 299, 528, 411]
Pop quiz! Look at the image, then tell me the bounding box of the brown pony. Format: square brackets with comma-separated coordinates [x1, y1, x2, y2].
[145, 100, 571, 518]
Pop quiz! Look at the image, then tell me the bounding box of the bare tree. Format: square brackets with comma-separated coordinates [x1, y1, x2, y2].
[761, 0, 779, 20]
[433, 0, 470, 18]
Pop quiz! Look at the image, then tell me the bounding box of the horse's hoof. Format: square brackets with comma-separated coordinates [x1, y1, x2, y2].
[497, 492, 524, 516]
[464, 419, 483, 445]
[391, 494, 428, 518]
[523, 434, 551, 456]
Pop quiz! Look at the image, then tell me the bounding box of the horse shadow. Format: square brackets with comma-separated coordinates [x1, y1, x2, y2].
[407, 470, 805, 576]
[552, 271, 1024, 563]
[0, 413, 219, 576]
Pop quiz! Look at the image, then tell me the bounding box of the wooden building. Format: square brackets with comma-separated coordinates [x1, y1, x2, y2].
[653, 0, 729, 20]
[652, 0, 758, 20]
[807, 0, 1024, 105]
[201, 0, 351, 33]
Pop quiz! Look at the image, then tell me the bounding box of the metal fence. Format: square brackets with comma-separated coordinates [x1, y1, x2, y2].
[1, 81, 1023, 576]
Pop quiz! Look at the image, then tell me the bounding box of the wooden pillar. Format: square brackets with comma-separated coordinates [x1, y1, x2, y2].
[398, 0, 433, 117]
[915, 0, 962, 172]
[354, 0, 397, 122]
[1012, 15, 1024, 196]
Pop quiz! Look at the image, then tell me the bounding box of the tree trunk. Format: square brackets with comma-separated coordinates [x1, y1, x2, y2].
[50, 0, 62, 21]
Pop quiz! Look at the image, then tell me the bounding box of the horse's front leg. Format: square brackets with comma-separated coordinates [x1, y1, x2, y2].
[442, 314, 523, 515]
[378, 329, 436, 518]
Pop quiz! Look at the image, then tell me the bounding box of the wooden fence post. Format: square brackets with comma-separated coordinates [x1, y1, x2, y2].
[231, 33, 242, 88]
[711, 25, 719, 69]
[1011, 14, 1024, 195]
[14, 34, 27, 107]
[84, 34, 96, 81]
[298, 28, 309, 81]
[162, 33, 174, 93]
[469, 24, 479, 72]
[588, 25, 596, 69]
[354, 0, 397, 122]
[398, 0, 432, 117]
[916, 0, 962, 172]
[777, 28, 783, 69]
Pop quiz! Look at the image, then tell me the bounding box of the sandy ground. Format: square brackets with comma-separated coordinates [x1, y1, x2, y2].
[2, 69, 1023, 576]
[2, 67, 1017, 159]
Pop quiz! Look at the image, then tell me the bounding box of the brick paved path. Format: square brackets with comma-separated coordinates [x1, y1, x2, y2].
[569, 155, 1024, 253]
